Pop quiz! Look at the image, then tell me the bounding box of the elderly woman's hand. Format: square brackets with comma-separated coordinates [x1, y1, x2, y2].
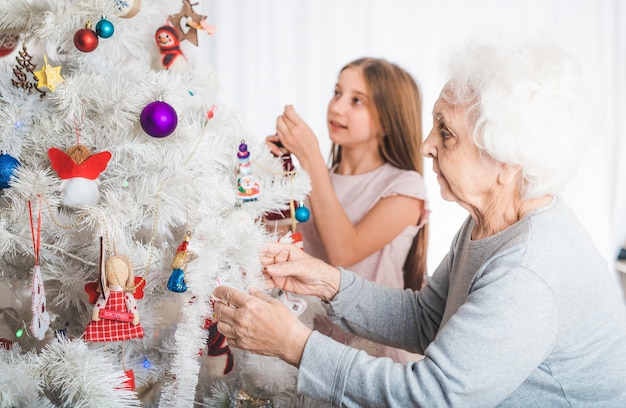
[261, 242, 341, 302]
[212, 286, 312, 366]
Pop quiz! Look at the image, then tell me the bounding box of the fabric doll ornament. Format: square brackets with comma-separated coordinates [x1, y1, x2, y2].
[48, 144, 111, 207]
[83, 251, 144, 342]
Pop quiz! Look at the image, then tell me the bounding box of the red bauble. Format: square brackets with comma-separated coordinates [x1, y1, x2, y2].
[0, 33, 19, 57]
[74, 28, 98, 52]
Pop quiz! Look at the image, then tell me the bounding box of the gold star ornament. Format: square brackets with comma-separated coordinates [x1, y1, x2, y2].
[34, 55, 63, 92]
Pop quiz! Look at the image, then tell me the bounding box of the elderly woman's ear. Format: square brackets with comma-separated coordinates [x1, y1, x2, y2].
[497, 163, 523, 186]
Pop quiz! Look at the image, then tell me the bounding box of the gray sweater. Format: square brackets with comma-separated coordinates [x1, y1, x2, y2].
[297, 196, 626, 407]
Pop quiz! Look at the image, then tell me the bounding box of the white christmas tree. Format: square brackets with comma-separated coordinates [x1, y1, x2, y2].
[0, 0, 312, 406]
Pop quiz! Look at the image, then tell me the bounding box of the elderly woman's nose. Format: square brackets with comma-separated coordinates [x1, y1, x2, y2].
[420, 130, 436, 158]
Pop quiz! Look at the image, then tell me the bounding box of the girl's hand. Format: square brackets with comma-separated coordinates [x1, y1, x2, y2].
[265, 134, 289, 157]
[212, 286, 311, 366]
[260, 242, 341, 302]
[275, 105, 323, 169]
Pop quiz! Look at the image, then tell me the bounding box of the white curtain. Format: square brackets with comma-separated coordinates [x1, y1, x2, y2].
[198, 0, 626, 294]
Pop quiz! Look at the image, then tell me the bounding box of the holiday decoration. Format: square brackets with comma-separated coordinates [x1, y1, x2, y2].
[0, 32, 19, 57]
[0, 1, 310, 405]
[155, 25, 187, 71]
[168, 0, 208, 46]
[264, 154, 295, 222]
[294, 200, 311, 222]
[203, 316, 234, 375]
[236, 141, 261, 201]
[28, 197, 51, 341]
[74, 22, 99, 52]
[48, 144, 112, 206]
[83, 253, 144, 342]
[115, 0, 142, 18]
[140, 100, 178, 138]
[95, 16, 115, 39]
[121, 369, 135, 391]
[0, 150, 20, 189]
[277, 289, 307, 317]
[33, 55, 63, 92]
[186, 19, 217, 36]
[167, 232, 191, 293]
[11, 45, 45, 97]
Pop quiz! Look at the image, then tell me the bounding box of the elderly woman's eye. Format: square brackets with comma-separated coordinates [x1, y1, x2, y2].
[438, 123, 452, 139]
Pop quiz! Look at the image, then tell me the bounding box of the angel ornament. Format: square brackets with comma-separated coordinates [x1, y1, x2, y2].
[83, 252, 144, 342]
[48, 143, 111, 207]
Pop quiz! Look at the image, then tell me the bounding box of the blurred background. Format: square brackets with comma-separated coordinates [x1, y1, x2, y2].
[196, 0, 626, 296]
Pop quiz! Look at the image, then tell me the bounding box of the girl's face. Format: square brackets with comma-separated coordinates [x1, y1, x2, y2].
[326, 67, 383, 150]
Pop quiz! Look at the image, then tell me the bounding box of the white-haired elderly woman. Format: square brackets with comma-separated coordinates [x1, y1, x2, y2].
[213, 38, 626, 407]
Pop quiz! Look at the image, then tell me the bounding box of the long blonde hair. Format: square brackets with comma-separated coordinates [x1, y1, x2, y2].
[330, 58, 428, 290]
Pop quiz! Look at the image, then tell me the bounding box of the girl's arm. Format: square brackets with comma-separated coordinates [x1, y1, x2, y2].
[275, 105, 423, 267]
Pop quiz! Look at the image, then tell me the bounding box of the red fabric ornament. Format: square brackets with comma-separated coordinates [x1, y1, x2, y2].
[48, 147, 111, 180]
[83, 254, 145, 342]
[83, 290, 144, 342]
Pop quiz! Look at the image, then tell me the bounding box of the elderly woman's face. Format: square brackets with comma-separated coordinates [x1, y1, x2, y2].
[420, 91, 500, 208]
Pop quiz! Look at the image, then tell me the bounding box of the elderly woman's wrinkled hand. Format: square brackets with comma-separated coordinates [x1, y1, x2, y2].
[261, 242, 341, 302]
[212, 286, 311, 366]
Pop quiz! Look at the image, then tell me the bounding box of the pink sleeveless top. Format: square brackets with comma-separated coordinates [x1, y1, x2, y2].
[297, 162, 428, 362]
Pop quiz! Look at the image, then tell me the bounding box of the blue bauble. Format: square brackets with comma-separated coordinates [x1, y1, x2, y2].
[95, 17, 115, 39]
[0, 152, 20, 189]
[295, 205, 311, 223]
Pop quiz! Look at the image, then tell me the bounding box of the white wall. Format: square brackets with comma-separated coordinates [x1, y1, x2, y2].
[197, 0, 626, 290]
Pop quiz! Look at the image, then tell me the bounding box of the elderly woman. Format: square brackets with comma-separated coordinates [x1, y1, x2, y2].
[213, 38, 626, 407]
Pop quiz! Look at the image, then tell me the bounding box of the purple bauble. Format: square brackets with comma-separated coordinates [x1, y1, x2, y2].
[140, 101, 178, 138]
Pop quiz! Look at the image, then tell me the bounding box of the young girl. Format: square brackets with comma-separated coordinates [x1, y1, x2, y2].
[266, 58, 428, 363]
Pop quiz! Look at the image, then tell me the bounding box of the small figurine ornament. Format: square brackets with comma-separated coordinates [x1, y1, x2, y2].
[167, 232, 191, 293]
[48, 144, 111, 207]
[236, 141, 261, 201]
[155, 25, 187, 72]
[83, 252, 144, 342]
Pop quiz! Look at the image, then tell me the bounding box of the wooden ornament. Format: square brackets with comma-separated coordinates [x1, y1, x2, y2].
[168, 0, 207, 46]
